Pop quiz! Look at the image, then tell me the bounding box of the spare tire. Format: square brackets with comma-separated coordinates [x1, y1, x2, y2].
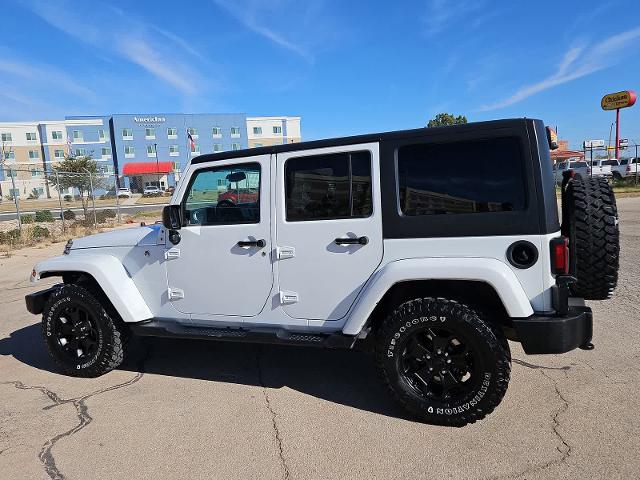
[561, 175, 619, 300]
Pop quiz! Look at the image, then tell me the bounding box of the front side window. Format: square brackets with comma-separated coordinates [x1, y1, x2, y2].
[184, 163, 260, 226]
[285, 151, 372, 221]
[397, 137, 526, 216]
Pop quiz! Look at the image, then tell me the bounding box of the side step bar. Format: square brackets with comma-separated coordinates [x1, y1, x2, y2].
[129, 319, 357, 349]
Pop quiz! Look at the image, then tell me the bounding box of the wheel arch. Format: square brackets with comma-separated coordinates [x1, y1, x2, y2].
[342, 257, 534, 336]
[33, 255, 152, 323]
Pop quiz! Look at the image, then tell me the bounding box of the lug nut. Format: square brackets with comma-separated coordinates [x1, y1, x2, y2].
[441, 370, 447, 375]
[429, 367, 433, 372]
[426, 355, 431, 360]
[444, 352, 448, 357]
[446, 359, 452, 364]
[436, 349, 442, 355]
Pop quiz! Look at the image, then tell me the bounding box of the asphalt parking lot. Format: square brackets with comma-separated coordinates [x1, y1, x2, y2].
[1, 198, 639, 480]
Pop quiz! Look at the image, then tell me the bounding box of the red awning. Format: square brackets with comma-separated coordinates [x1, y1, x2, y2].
[550, 149, 585, 160]
[122, 161, 173, 175]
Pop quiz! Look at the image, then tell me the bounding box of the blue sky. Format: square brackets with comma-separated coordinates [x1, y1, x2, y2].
[2, 0, 640, 149]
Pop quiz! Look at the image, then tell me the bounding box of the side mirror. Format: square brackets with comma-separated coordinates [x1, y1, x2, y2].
[162, 205, 182, 230]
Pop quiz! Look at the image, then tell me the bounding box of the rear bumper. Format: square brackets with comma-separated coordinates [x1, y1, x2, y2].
[25, 285, 62, 315]
[512, 305, 592, 354]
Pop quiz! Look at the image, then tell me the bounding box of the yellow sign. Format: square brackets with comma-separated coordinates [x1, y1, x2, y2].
[601, 90, 637, 110]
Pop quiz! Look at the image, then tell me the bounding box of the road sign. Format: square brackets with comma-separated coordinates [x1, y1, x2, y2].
[619, 138, 629, 148]
[601, 90, 637, 110]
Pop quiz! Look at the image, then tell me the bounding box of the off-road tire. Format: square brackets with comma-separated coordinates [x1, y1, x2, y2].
[562, 176, 619, 300]
[42, 284, 125, 377]
[375, 298, 511, 427]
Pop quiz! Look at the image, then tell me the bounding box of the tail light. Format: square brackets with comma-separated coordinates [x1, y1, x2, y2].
[550, 237, 569, 275]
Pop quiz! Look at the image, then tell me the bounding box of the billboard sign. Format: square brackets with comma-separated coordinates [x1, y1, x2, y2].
[583, 139, 605, 148]
[619, 138, 629, 148]
[601, 90, 637, 110]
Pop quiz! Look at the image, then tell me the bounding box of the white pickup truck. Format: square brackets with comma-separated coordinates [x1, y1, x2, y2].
[589, 159, 618, 177]
[614, 158, 640, 180]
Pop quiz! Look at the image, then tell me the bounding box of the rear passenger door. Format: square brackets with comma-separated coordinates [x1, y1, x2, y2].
[275, 143, 382, 321]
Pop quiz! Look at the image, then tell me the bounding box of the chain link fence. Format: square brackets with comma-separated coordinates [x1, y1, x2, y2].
[0, 167, 170, 236]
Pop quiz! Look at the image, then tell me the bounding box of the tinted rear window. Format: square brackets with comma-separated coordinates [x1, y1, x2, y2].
[569, 161, 587, 168]
[397, 137, 526, 216]
[603, 160, 619, 166]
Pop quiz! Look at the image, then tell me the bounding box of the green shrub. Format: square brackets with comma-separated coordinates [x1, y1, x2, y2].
[142, 192, 164, 198]
[35, 210, 54, 222]
[20, 214, 34, 224]
[103, 209, 116, 219]
[0, 229, 21, 244]
[31, 225, 50, 239]
[63, 209, 76, 220]
[63, 194, 73, 202]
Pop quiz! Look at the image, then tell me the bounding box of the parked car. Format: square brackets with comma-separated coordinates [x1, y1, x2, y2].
[614, 158, 640, 180]
[143, 186, 161, 195]
[117, 188, 132, 198]
[553, 159, 589, 182]
[26, 119, 620, 427]
[589, 159, 618, 177]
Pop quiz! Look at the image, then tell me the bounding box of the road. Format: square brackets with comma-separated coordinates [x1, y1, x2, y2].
[0, 203, 165, 221]
[1, 198, 639, 479]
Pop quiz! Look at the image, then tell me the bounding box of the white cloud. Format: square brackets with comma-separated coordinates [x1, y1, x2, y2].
[424, 0, 485, 36]
[211, 0, 313, 62]
[478, 26, 640, 111]
[23, 0, 205, 95]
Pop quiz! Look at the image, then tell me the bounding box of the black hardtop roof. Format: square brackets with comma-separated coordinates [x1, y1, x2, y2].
[190, 118, 539, 165]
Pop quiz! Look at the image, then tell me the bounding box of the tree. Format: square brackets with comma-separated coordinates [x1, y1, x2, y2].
[49, 154, 107, 218]
[427, 113, 468, 128]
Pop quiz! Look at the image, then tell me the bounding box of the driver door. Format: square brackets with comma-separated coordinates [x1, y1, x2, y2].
[165, 155, 273, 318]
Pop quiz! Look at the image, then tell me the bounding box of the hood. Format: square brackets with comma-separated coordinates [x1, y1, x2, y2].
[70, 224, 164, 250]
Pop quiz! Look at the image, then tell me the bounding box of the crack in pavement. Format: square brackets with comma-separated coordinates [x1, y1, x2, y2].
[485, 369, 572, 480]
[513, 358, 571, 371]
[0, 345, 150, 480]
[255, 347, 290, 480]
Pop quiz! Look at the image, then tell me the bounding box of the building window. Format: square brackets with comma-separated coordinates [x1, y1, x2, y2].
[73, 130, 83, 141]
[147, 144, 157, 157]
[3, 150, 15, 160]
[231, 143, 241, 151]
[169, 145, 179, 156]
[285, 151, 372, 221]
[173, 161, 181, 171]
[1, 132, 12, 142]
[97, 129, 108, 141]
[397, 137, 526, 216]
[231, 127, 241, 137]
[252, 127, 262, 135]
[212, 144, 222, 152]
[101, 147, 112, 158]
[5, 169, 16, 178]
[190, 143, 200, 155]
[273, 126, 282, 134]
[75, 148, 86, 156]
[54, 149, 65, 159]
[124, 145, 135, 158]
[52, 130, 63, 140]
[122, 128, 133, 140]
[167, 127, 178, 138]
[145, 127, 156, 139]
[28, 150, 40, 159]
[253, 143, 263, 148]
[31, 168, 42, 177]
[26, 132, 37, 141]
[212, 126, 222, 137]
[187, 127, 198, 138]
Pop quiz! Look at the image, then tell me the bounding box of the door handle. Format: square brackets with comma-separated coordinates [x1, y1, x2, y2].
[237, 239, 266, 248]
[334, 236, 369, 246]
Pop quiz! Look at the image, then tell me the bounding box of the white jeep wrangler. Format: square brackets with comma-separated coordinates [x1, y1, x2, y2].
[26, 119, 619, 426]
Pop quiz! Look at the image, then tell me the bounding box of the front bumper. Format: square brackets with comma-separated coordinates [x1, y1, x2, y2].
[512, 305, 592, 354]
[25, 285, 62, 315]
